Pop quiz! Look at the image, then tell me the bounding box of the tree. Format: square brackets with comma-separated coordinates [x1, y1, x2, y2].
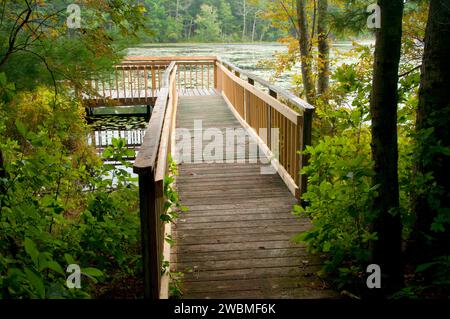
[219, 0, 235, 39]
[369, 0, 404, 295]
[0, 0, 145, 92]
[242, 0, 248, 40]
[408, 0, 450, 266]
[194, 4, 221, 42]
[317, 0, 330, 98]
[296, 0, 316, 105]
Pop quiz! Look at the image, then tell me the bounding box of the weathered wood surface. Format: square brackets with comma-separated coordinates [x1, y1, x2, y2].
[172, 96, 337, 299]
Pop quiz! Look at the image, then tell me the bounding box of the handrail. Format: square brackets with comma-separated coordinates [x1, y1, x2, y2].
[132, 61, 177, 299]
[133, 62, 176, 173]
[216, 57, 314, 112]
[125, 56, 217, 62]
[215, 58, 314, 198]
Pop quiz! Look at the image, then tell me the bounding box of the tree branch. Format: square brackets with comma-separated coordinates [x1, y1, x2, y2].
[399, 64, 422, 78]
[278, 0, 300, 38]
[0, 1, 33, 68]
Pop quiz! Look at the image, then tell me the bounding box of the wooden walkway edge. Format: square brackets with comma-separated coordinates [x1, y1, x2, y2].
[171, 95, 338, 299]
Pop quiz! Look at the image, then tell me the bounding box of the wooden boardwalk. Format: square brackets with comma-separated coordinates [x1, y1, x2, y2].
[171, 95, 337, 299]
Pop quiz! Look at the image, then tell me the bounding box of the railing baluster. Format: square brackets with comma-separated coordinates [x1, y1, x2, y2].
[137, 66, 141, 101]
[144, 65, 148, 102]
[151, 65, 156, 99]
[122, 67, 126, 101]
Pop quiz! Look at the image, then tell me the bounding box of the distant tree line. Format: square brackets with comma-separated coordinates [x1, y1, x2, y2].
[140, 0, 285, 42]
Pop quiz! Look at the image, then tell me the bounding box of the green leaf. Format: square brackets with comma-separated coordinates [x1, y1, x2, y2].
[47, 261, 64, 275]
[102, 148, 113, 158]
[64, 253, 76, 265]
[24, 268, 45, 298]
[416, 262, 436, 273]
[24, 238, 39, 265]
[0, 72, 6, 85]
[323, 241, 332, 252]
[15, 120, 28, 138]
[82, 267, 104, 278]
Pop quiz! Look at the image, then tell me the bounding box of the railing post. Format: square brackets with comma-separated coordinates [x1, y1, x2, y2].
[246, 78, 254, 122]
[299, 108, 314, 205]
[268, 90, 277, 149]
[137, 170, 160, 299]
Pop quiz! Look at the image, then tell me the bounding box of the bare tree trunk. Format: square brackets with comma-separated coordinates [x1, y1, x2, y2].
[296, 0, 316, 105]
[252, 11, 258, 42]
[187, 17, 193, 40]
[260, 25, 267, 41]
[369, 0, 404, 295]
[317, 0, 330, 98]
[242, 0, 247, 41]
[408, 0, 450, 266]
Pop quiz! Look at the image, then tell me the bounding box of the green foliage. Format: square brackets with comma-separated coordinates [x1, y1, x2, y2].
[140, 0, 279, 43]
[161, 156, 188, 224]
[160, 156, 187, 298]
[194, 5, 222, 42]
[0, 0, 146, 92]
[293, 133, 377, 289]
[162, 260, 184, 299]
[0, 86, 140, 298]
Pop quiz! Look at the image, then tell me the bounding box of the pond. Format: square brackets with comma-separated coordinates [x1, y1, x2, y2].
[127, 41, 367, 90]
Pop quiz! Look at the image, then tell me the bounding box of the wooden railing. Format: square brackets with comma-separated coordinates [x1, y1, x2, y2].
[84, 60, 170, 106]
[132, 56, 314, 299]
[177, 59, 216, 93]
[133, 61, 178, 299]
[84, 57, 217, 106]
[216, 58, 314, 199]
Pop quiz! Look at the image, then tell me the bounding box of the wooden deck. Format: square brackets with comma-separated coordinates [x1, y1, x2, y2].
[171, 95, 337, 299]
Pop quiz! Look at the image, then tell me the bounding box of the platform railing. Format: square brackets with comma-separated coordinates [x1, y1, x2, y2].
[215, 58, 314, 199]
[132, 56, 314, 299]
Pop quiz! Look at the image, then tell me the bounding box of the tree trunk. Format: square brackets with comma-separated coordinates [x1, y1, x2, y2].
[252, 11, 257, 42]
[369, 0, 404, 295]
[242, 0, 247, 41]
[187, 17, 193, 40]
[408, 0, 450, 265]
[317, 0, 330, 98]
[296, 0, 316, 105]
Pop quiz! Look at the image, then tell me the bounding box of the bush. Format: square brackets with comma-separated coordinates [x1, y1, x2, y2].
[293, 132, 378, 290]
[0, 86, 140, 298]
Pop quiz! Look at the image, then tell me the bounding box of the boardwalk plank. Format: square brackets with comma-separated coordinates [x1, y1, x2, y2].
[173, 95, 336, 299]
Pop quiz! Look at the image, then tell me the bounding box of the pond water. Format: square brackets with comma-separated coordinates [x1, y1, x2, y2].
[127, 41, 367, 90]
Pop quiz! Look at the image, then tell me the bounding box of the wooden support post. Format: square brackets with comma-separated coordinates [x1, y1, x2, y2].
[151, 66, 156, 98]
[138, 170, 160, 299]
[246, 78, 255, 123]
[146, 104, 152, 121]
[214, 63, 218, 89]
[268, 90, 277, 149]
